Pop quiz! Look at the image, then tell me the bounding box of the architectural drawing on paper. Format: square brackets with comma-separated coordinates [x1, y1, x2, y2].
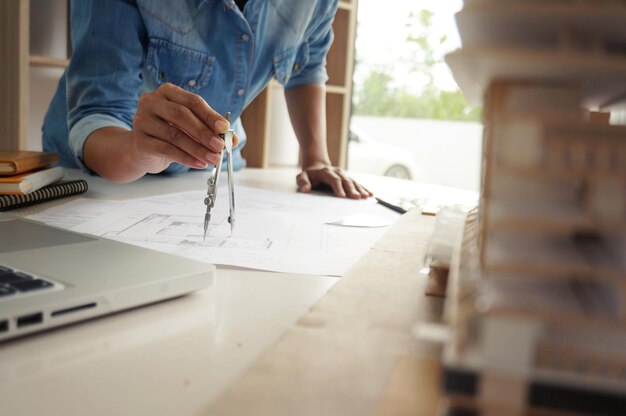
[101, 213, 274, 250]
[26, 185, 398, 276]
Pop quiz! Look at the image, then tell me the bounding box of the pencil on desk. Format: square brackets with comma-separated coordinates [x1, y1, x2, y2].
[375, 197, 407, 214]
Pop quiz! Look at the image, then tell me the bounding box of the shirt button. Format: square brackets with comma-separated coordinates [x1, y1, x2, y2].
[242, 33, 250, 41]
[188, 79, 197, 87]
[237, 88, 245, 96]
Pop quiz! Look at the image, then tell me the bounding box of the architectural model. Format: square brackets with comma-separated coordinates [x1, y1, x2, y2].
[440, 0, 626, 414]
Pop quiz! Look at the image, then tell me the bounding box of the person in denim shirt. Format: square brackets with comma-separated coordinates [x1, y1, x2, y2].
[42, 0, 371, 199]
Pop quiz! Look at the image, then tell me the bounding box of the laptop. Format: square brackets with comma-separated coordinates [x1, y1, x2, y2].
[0, 212, 215, 342]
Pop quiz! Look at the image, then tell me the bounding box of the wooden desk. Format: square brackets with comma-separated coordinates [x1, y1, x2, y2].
[207, 209, 444, 416]
[2, 168, 471, 415]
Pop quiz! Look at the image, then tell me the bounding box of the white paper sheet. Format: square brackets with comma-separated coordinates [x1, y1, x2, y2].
[28, 186, 400, 276]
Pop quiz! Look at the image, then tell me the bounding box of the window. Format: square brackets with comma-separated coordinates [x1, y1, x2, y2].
[349, 0, 483, 191]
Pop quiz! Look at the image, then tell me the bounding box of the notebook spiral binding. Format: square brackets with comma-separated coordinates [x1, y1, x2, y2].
[0, 180, 88, 211]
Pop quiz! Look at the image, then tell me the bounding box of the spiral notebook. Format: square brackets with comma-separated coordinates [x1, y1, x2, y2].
[0, 180, 88, 211]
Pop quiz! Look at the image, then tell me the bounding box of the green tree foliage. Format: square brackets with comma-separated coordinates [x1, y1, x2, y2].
[353, 9, 482, 122]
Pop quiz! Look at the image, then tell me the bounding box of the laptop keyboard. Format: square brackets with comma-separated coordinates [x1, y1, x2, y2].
[0, 265, 55, 298]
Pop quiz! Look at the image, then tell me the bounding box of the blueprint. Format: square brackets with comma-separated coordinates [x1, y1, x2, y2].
[28, 186, 400, 276]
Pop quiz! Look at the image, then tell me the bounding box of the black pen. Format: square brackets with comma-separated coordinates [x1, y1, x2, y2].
[375, 197, 407, 214]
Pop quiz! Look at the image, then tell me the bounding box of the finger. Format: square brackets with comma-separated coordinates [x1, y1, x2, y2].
[138, 132, 208, 170]
[318, 168, 346, 198]
[354, 181, 373, 198]
[157, 83, 230, 133]
[147, 98, 225, 155]
[335, 171, 361, 199]
[296, 171, 312, 193]
[142, 114, 221, 165]
[171, 122, 224, 155]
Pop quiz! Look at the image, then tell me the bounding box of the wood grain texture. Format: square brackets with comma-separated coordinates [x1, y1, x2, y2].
[206, 210, 444, 416]
[378, 357, 441, 416]
[0, 0, 29, 150]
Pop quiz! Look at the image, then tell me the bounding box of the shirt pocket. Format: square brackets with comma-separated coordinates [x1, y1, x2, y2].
[146, 38, 214, 92]
[272, 42, 310, 85]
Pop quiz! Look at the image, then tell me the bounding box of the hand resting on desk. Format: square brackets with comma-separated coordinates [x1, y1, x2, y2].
[296, 164, 372, 199]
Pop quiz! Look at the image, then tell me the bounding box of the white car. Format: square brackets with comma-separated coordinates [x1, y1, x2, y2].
[347, 128, 420, 180]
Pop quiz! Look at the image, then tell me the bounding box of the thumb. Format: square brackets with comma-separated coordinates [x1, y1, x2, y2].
[296, 171, 312, 193]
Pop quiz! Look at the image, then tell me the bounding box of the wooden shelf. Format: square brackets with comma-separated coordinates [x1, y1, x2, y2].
[0, 0, 29, 150]
[242, 1, 358, 168]
[29, 55, 69, 68]
[2, 0, 72, 150]
[326, 84, 349, 94]
[268, 80, 348, 95]
[338, 1, 355, 11]
[326, 8, 351, 87]
[4, 0, 358, 162]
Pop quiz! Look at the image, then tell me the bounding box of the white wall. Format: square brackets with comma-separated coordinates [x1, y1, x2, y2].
[268, 86, 300, 167]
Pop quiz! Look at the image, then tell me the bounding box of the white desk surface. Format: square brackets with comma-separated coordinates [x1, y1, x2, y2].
[1, 167, 476, 416]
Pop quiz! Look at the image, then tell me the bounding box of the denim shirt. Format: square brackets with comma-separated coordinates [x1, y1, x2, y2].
[43, 0, 338, 175]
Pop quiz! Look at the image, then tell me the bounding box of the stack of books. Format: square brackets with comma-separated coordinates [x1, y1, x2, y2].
[0, 150, 87, 211]
[439, 1, 626, 415]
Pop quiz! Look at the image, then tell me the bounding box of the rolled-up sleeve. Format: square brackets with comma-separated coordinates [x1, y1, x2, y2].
[284, 0, 338, 89]
[66, 0, 146, 172]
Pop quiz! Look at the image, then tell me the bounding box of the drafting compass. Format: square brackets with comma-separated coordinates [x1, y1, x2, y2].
[203, 112, 236, 241]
